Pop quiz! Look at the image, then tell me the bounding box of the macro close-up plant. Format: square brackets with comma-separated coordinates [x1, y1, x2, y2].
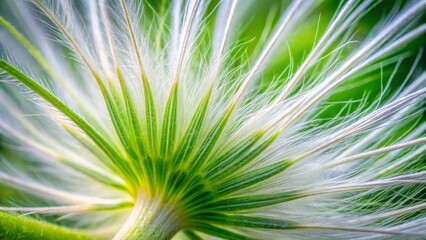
[0, 0, 425, 239]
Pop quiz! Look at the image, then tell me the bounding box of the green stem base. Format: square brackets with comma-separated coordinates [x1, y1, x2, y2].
[113, 192, 181, 240]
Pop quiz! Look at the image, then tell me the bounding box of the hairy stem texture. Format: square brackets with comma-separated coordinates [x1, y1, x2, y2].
[113, 192, 181, 240]
[0, 211, 94, 240]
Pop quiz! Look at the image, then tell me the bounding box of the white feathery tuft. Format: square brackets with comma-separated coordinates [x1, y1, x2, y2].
[0, 0, 425, 239]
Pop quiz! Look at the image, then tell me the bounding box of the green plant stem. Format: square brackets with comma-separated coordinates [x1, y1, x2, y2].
[0, 211, 94, 240]
[113, 192, 181, 240]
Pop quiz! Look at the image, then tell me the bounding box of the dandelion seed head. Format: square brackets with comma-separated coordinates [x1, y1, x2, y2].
[0, 0, 425, 239]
